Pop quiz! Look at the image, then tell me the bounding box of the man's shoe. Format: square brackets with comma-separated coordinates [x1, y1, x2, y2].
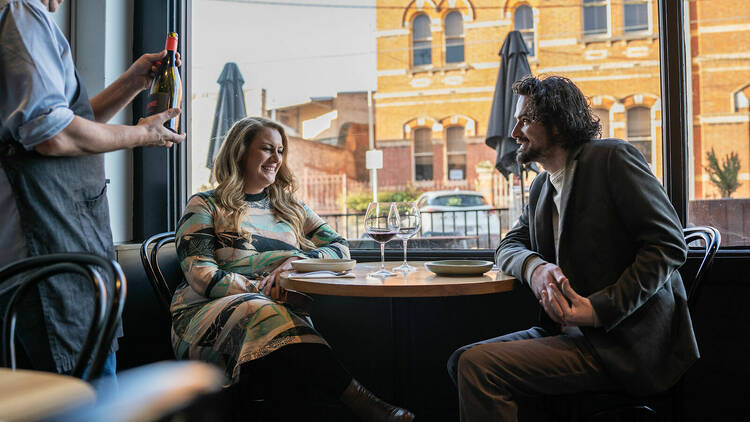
[340, 379, 415, 422]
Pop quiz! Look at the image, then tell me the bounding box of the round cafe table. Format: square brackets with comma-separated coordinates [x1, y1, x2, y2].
[281, 260, 516, 412]
[280, 260, 514, 298]
[0, 368, 96, 421]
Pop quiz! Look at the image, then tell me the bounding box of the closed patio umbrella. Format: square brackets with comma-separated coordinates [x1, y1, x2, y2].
[485, 30, 538, 209]
[485, 30, 533, 179]
[206, 62, 247, 171]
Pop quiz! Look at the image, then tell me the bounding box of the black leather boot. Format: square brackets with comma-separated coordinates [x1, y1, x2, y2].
[340, 379, 415, 422]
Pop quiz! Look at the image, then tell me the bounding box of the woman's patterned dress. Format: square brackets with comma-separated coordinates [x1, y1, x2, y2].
[170, 190, 350, 383]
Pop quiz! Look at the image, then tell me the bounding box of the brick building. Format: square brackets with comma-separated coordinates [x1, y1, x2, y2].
[267, 95, 373, 213]
[374, 0, 750, 200]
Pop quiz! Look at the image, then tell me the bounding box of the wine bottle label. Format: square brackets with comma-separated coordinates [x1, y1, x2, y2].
[146, 92, 171, 116]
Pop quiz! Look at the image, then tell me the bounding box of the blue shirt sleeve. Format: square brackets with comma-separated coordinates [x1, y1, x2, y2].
[0, 0, 75, 150]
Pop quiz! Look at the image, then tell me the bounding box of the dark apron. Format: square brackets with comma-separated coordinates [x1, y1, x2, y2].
[0, 71, 120, 373]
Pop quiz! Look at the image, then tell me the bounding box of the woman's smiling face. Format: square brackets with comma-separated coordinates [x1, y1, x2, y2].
[242, 127, 284, 194]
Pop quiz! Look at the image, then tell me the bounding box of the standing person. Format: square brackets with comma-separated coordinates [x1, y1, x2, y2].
[0, 0, 185, 378]
[447, 75, 696, 421]
[172, 116, 415, 422]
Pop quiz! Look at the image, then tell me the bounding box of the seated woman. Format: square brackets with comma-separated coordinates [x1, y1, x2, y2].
[170, 116, 414, 422]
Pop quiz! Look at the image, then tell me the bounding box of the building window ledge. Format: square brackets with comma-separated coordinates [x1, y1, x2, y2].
[581, 33, 658, 46]
[409, 63, 472, 76]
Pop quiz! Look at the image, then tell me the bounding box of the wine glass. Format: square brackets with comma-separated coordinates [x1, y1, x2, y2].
[364, 202, 400, 278]
[393, 202, 421, 272]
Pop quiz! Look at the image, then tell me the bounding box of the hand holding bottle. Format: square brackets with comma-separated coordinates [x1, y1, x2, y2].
[137, 108, 186, 147]
[145, 32, 183, 132]
[125, 49, 182, 91]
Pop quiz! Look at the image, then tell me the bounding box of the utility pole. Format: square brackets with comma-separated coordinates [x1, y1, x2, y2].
[366, 90, 381, 202]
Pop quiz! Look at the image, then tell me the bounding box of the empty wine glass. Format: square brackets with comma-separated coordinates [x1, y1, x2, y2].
[393, 202, 421, 272]
[364, 202, 400, 278]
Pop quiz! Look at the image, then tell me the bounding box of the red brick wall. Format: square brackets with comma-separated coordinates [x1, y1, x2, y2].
[689, 199, 750, 246]
[379, 145, 412, 186]
[285, 122, 370, 181]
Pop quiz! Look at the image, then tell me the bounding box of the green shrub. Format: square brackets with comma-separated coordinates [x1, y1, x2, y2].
[345, 186, 423, 212]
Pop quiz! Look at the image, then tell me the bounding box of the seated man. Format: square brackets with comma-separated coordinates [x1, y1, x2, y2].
[447, 75, 696, 421]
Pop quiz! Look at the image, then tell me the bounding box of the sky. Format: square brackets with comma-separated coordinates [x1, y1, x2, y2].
[192, 0, 377, 108]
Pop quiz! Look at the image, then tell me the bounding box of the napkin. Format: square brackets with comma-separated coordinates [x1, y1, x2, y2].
[288, 270, 355, 278]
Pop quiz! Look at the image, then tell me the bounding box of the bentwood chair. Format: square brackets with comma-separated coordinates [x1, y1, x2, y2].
[140, 231, 281, 420]
[582, 226, 721, 422]
[0, 253, 127, 381]
[140, 231, 179, 317]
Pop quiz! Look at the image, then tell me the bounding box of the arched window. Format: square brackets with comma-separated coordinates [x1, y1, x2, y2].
[446, 126, 467, 180]
[734, 85, 749, 111]
[514, 5, 534, 56]
[627, 106, 652, 163]
[414, 128, 433, 181]
[583, 0, 608, 36]
[412, 14, 432, 67]
[623, 0, 648, 32]
[444, 11, 464, 63]
[592, 108, 609, 138]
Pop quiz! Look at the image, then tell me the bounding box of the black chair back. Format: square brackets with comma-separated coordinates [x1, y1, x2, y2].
[140, 232, 180, 316]
[0, 253, 126, 380]
[682, 226, 721, 311]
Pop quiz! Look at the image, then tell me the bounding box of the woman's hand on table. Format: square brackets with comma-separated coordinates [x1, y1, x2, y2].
[259, 257, 300, 300]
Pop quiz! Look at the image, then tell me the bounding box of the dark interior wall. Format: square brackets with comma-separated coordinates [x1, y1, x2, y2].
[680, 253, 750, 419]
[115, 246, 746, 421]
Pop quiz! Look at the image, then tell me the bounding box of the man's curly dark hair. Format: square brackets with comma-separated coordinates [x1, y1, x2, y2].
[512, 75, 601, 150]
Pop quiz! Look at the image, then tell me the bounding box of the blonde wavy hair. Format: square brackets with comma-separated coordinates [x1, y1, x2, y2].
[212, 116, 316, 250]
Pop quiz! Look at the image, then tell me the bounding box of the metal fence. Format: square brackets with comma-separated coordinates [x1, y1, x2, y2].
[320, 208, 510, 249]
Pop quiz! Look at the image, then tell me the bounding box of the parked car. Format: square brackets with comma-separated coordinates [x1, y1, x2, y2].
[416, 190, 502, 245]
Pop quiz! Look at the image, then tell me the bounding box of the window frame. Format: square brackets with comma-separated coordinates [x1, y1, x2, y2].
[513, 5, 535, 57]
[132, 0, 187, 241]
[174, 0, 734, 253]
[626, 106, 654, 165]
[412, 14, 432, 68]
[413, 127, 434, 182]
[623, 0, 650, 33]
[582, 0, 610, 37]
[445, 125, 467, 181]
[444, 11, 465, 64]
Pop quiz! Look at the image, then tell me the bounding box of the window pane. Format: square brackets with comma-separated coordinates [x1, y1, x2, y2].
[446, 44, 464, 63]
[446, 126, 465, 153]
[593, 108, 609, 138]
[627, 107, 652, 163]
[521, 31, 534, 56]
[445, 12, 463, 37]
[188, 0, 663, 251]
[413, 14, 430, 39]
[514, 6, 535, 56]
[447, 155, 466, 180]
[415, 156, 433, 181]
[514, 6, 533, 30]
[583, 5, 607, 35]
[686, 5, 750, 247]
[624, 2, 648, 32]
[414, 44, 432, 66]
[627, 107, 650, 138]
[414, 128, 432, 154]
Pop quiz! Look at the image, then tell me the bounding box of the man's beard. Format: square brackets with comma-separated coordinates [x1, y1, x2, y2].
[516, 141, 540, 165]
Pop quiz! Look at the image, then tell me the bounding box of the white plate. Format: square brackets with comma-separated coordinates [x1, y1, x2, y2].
[424, 260, 494, 276]
[291, 258, 356, 273]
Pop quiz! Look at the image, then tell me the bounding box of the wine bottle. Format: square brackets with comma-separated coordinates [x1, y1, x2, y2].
[146, 32, 182, 132]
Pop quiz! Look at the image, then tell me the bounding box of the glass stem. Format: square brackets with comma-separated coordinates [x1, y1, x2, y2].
[402, 239, 408, 265]
[380, 242, 386, 271]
